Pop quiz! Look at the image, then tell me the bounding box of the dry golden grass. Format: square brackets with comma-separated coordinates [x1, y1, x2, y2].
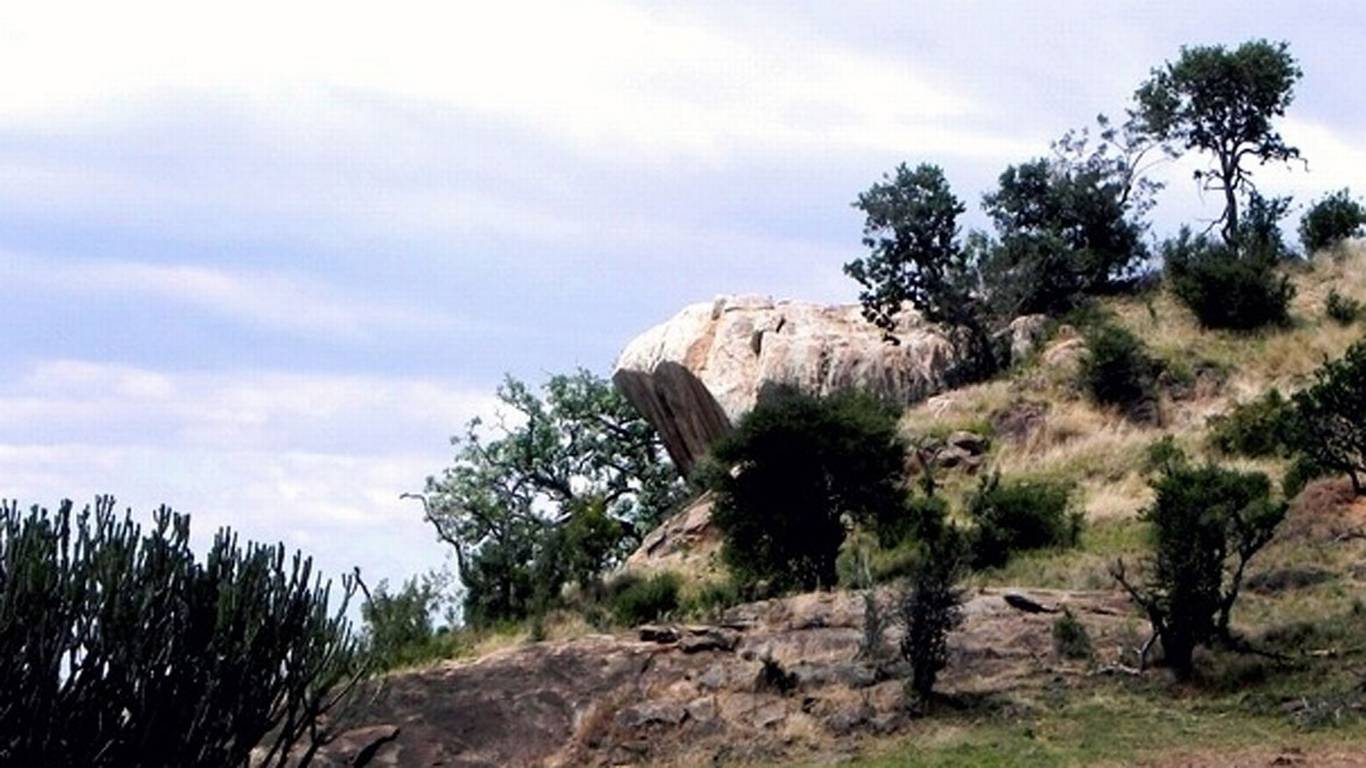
[901, 244, 1366, 529]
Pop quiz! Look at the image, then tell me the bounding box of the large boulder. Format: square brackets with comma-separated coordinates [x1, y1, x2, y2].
[612, 296, 959, 475]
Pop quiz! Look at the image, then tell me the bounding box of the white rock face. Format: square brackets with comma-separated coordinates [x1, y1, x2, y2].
[613, 295, 959, 474]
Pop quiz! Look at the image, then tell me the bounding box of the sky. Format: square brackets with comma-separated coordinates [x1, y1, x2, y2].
[3, 1, 1366, 596]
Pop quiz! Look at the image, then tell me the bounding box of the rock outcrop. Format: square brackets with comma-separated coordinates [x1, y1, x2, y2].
[612, 296, 959, 474]
[310, 588, 1132, 767]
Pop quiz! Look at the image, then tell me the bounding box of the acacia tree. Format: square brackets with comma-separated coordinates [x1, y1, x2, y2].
[845, 163, 998, 382]
[419, 369, 687, 626]
[1134, 39, 1302, 247]
[0, 498, 366, 767]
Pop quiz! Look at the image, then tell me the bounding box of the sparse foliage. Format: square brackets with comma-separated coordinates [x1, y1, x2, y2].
[1134, 40, 1302, 247]
[705, 390, 909, 592]
[1112, 455, 1287, 678]
[0, 498, 366, 767]
[1300, 189, 1366, 254]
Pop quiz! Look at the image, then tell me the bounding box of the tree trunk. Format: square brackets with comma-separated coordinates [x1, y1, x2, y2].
[1221, 155, 1239, 248]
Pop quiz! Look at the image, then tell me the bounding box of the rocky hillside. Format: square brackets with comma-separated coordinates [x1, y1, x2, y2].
[315, 247, 1366, 767]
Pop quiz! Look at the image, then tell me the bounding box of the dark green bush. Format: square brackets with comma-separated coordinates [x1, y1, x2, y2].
[1326, 289, 1360, 325]
[705, 390, 909, 591]
[0, 498, 365, 767]
[1300, 188, 1365, 254]
[607, 572, 681, 626]
[966, 472, 1081, 569]
[1112, 460, 1287, 678]
[1081, 321, 1157, 409]
[1052, 610, 1094, 660]
[1163, 227, 1295, 330]
[1207, 389, 1293, 458]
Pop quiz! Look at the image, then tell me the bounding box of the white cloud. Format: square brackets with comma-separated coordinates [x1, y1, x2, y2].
[2, 359, 498, 452]
[0, 358, 500, 589]
[0, 252, 474, 341]
[0, 1, 1029, 162]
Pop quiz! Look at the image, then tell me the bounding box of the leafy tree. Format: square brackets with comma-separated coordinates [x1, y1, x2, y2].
[1112, 456, 1287, 678]
[1163, 226, 1294, 329]
[845, 163, 999, 382]
[1290, 341, 1366, 494]
[1300, 188, 1366, 254]
[420, 369, 687, 627]
[704, 390, 909, 592]
[980, 116, 1159, 315]
[1134, 40, 1302, 247]
[0, 498, 366, 767]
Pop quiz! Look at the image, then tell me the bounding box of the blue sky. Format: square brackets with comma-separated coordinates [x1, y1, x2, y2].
[3, 1, 1365, 592]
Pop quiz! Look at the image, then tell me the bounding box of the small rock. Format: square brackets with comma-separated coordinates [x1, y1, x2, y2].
[748, 701, 788, 729]
[823, 705, 872, 735]
[685, 696, 717, 723]
[616, 702, 687, 729]
[680, 628, 740, 654]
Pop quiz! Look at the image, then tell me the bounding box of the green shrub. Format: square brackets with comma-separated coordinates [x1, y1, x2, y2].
[1080, 321, 1157, 409]
[1300, 188, 1365, 254]
[1207, 389, 1293, 458]
[1290, 341, 1366, 494]
[606, 572, 681, 626]
[1326, 289, 1361, 325]
[1052, 610, 1094, 660]
[683, 577, 747, 619]
[966, 472, 1081, 569]
[1164, 227, 1294, 330]
[705, 390, 909, 591]
[1112, 459, 1287, 678]
[0, 498, 365, 766]
[362, 571, 458, 670]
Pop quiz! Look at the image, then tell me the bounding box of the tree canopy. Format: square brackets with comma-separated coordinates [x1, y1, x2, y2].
[421, 369, 687, 626]
[1134, 39, 1302, 247]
